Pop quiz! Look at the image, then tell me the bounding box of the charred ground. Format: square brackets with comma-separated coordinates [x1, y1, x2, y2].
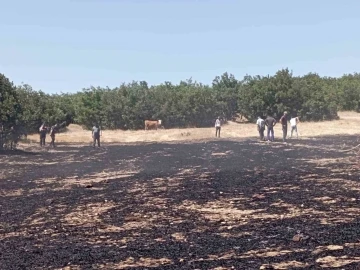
[0, 135, 359, 269]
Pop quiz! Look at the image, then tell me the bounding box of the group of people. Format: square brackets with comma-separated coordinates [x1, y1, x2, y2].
[38, 122, 102, 148]
[39, 115, 297, 147]
[256, 111, 300, 142]
[213, 112, 300, 142]
[39, 122, 67, 147]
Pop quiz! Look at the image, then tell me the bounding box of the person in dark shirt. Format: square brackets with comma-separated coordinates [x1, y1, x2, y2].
[49, 124, 59, 148]
[39, 122, 48, 147]
[49, 122, 66, 148]
[265, 115, 276, 142]
[279, 111, 288, 142]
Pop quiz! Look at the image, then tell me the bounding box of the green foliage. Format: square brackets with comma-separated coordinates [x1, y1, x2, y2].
[0, 74, 22, 129]
[212, 72, 239, 120]
[0, 74, 23, 149]
[74, 87, 104, 129]
[334, 73, 360, 112]
[1, 69, 360, 135]
[15, 84, 72, 133]
[296, 73, 338, 121]
[238, 69, 340, 121]
[73, 79, 233, 130]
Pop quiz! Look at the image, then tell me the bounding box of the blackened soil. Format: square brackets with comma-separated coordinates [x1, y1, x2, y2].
[0, 136, 360, 270]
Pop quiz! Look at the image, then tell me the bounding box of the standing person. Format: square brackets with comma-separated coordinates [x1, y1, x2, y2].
[215, 117, 221, 138]
[49, 124, 59, 148]
[9, 126, 16, 150]
[279, 111, 288, 142]
[49, 124, 58, 147]
[256, 116, 265, 141]
[290, 116, 300, 138]
[39, 122, 48, 147]
[92, 123, 101, 147]
[265, 115, 276, 142]
[49, 122, 66, 148]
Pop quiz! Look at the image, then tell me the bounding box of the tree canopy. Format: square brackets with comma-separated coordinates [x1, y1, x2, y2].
[0, 74, 22, 130]
[0, 69, 359, 134]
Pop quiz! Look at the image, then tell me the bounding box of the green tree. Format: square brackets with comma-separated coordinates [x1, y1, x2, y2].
[0, 73, 22, 129]
[16, 84, 71, 133]
[5, 67, 356, 133]
[75, 87, 104, 129]
[238, 69, 339, 121]
[212, 72, 239, 120]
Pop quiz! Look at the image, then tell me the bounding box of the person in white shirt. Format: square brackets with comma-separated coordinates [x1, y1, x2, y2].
[215, 117, 221, 137]
[256, 116, 266, 141]
[290, 116, 300, 138]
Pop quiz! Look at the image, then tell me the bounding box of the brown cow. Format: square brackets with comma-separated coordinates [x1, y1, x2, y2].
[145, 120, 162, 130]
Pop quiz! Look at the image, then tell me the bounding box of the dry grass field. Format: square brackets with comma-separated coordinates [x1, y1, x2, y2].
[26, 111, 360, 144]
[1, 111, 360, 269]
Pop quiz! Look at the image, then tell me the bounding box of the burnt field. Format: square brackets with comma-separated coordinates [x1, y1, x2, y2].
[0, 136, 360, 269]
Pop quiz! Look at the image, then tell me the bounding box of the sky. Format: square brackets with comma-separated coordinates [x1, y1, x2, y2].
[1, 0, 360, 94]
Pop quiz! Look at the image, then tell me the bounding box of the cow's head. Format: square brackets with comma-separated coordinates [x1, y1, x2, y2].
[158, 120, 162, 125]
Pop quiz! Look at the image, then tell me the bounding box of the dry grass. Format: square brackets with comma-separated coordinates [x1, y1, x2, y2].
[26, 111, 360, 144]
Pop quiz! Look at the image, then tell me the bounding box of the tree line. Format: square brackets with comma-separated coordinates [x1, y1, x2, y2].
[1, 68, 359, 137]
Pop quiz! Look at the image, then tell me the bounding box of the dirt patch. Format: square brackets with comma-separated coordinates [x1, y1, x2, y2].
[0, 134, 360, 269]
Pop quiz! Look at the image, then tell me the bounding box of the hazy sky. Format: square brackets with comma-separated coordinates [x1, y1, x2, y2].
[1, 0, 360, 93]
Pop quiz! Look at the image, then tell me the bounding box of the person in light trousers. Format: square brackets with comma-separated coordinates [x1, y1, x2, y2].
[215, 117, 221, 137]
[290, 116, 300, 138]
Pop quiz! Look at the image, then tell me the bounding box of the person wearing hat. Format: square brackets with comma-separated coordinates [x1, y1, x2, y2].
[279, 111, 288, 142]
[215, 116, 221, 138]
